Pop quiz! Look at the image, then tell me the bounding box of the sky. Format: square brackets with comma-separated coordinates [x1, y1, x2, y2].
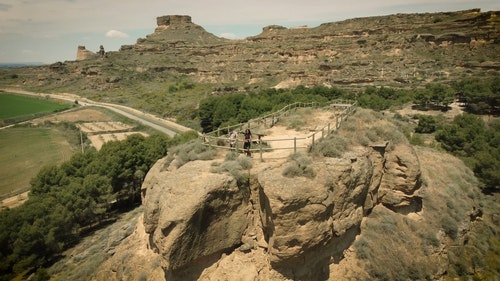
[0, 0, 498, 64]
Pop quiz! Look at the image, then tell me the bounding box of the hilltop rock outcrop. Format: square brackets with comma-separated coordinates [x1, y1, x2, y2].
[92, 134, 483, 281]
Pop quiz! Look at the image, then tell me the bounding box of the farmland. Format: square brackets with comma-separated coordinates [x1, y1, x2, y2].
[0, 92, 72, 125]
[0, 127, 73, 197]
[0, 105, 151, 206]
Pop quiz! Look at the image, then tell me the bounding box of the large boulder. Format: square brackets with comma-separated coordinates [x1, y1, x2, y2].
[142, 158, 250, 275]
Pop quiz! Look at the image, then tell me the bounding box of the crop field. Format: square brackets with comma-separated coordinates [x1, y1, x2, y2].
[0, 127, 73, 197]
[0, 93, 71, 122]
[0, 107, 147, 203]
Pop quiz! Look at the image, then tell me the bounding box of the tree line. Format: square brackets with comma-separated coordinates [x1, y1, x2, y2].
[196, 77, 498, 133]
[0, 132, 198, 280]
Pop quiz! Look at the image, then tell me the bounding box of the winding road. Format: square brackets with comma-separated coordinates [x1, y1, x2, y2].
[1, 88, 193, 137]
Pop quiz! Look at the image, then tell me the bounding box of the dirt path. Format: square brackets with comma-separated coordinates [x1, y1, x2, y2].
[249, 110, 338, 160]
[1, 191, 28, 209]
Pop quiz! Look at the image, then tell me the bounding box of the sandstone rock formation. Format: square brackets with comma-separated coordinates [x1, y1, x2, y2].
[75, 46, 95, 61]
[7, 9, 499, 100]
[93, 134, 482, 280]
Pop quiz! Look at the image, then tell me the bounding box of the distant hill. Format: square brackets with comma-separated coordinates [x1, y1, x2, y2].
[0, 62, 45, 68]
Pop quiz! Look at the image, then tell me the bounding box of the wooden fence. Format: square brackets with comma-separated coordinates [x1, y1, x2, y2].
[201, 99, 356, 160]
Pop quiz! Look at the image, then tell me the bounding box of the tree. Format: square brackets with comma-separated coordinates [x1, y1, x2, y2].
[415, 83, 454, 110]
[198, 97, 218, 132]
[427, 83, 454, 109]
[414, 88, 432, 108]
[454, 78, 497, 114]
[415, 115, 438, 133]
[435, 114, 499, 191]
[213, 99, 239, 130]
[436, 114, 487, 157]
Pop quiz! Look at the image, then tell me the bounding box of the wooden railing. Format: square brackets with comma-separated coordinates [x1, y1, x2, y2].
[204, 102, 321, 138]
[201, 99, 356, 160]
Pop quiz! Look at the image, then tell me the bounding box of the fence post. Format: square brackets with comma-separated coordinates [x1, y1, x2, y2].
[328, 123, 331, 135]
[260, 142, 263, 162]
[294, 137, 297, 154]
[311, 134, 315, 149]
[321, 128, 325, 140]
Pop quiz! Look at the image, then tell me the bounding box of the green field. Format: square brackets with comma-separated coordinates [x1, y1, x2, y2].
[0, 93, 71, 121]
[0, 127, 74, 196]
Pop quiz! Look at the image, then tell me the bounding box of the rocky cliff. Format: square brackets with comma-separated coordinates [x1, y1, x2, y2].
[4, 10, 499, 93]
[92, 109, 485, 280]
[104, 9, 500, 89]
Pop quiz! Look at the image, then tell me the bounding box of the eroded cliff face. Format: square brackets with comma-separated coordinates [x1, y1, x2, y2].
[91, 139, 478, 281]
[7, 10, 499, 96]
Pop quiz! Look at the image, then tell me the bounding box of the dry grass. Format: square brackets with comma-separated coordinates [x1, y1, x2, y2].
[210, 151, 253, 184]
[165, 139, 218, 168]
[312, 108, 408, 157]
[354, 145, 489, 280]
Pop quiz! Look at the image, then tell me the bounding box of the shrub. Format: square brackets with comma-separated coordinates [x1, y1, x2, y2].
[166, 139, 217, 168]
[212, 154, 252, 185]
[224, 151, 239, 161]
[441, 215, 459, 239]
[311, 134, 348, 157]
[282, 153, 316, 178]
[415, 115, 438, 133]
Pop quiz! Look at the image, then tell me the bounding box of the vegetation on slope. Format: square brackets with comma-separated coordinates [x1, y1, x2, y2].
[310, 109, 498, 280]
[436, 114, 500, 193]
[0, 131, 198, 280]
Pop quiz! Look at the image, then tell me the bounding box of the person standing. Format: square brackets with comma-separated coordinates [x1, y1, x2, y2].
[228, 130, 238, 149]
[244, 129, 252, 157]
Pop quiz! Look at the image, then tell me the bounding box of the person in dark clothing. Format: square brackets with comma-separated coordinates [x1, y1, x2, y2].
[243, 129, 252, 157]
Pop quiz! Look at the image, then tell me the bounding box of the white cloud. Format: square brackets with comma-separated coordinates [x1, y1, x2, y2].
[105, 30, 130, 38]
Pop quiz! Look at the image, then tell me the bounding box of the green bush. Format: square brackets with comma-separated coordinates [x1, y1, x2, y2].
[436, 114, 500, 192]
